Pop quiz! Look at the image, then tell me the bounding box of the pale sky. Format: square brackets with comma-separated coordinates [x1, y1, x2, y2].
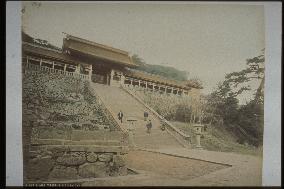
[22, 2, 265, 104]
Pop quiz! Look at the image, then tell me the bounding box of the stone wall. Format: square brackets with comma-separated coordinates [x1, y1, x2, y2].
[22, 69, 129, 183]
[27, 147, 128, 182]
[22, 70, 123, 143]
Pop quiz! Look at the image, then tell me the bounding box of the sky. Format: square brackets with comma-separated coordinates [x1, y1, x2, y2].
[22, 2, 265, 104]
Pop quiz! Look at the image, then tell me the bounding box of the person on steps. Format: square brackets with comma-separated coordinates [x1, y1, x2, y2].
[118, 110, 123, 123]
[144, 111, 149, 121]
[146, 119, 152, 134]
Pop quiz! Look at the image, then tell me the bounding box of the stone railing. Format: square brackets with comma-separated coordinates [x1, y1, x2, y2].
[121, 84, 191, 148]
[31, 126, 127, 146]
[25, 62, 89, 80]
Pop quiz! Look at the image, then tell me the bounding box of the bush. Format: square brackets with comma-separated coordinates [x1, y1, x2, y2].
[174, 104, 192, 122]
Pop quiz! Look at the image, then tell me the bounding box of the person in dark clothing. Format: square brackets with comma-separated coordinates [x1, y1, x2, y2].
[144, 111, 149, 121]
[146, 120, 152, 134]
[117, 110, 123, 123]
[160, 118, 166, 131]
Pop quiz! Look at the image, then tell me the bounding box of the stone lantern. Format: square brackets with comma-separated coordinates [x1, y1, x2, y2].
[193, 124, 204, 149]
[126, 117, 137, 149]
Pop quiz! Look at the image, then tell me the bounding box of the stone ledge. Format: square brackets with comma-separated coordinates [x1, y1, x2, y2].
[31, 145, 129, 154]
[32, 139, 124, 146]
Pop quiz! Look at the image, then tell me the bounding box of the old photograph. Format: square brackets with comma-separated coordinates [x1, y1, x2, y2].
[21, 2, 266, 186]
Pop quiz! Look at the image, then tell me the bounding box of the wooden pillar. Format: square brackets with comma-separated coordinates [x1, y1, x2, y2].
[75, 64, 81, 73]
[52, 61, 55, 69]
[145, 81, 148, 89]
[25, 56, 29, 73]
[110, 69, 115, 86]
[26, 56, 29, 64]
[138, 80, 141, 87]
[107, 74, 110, 85]
[64, 64, 67, 72]
[88, 64, 92, 81]
[39, 58, 42, 67]
[152, 83, 155, 90]
[120, 74, 125, 85]
[131, 79, 133, 86]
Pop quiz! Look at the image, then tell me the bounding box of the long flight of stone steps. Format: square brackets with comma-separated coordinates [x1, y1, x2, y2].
[90, 83, 184, 150]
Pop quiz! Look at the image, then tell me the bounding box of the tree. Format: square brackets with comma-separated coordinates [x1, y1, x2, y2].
[224, 49, 265, 103]
[131, 54, 146, 66]
[185, 77, 203, 89]
[131, 54, 188, 81]
[203, 50, 265, 146]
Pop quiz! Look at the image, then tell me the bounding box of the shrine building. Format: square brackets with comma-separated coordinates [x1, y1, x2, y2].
[22, 33, 202, 97]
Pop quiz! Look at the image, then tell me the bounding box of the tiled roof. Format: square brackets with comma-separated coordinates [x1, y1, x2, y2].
[63, 34, 137, 68]
[22, 42, 89, 66]
[124, 69, 201, 89]
[22, 32, 62, 51]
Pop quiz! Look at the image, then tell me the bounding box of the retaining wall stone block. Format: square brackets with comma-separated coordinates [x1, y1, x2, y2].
[98, 153, 113, 162]
[113, 155, 126, 167]
[48, 165, 78, 180]
[56, 152, 86, 166]
[78, 162, 109, 178]
[86, 152, 98, 163]
[27, 156, 55, 180]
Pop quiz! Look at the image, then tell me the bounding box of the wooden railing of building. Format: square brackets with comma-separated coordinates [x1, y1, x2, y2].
[23, 56, 89, 80]
[123, 76, 188, 96]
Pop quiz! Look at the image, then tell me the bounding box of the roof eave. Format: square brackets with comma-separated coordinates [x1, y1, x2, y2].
[67, 46, 138, 68]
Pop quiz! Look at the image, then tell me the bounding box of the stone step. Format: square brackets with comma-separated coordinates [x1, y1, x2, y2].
[92, 83, 183, 149]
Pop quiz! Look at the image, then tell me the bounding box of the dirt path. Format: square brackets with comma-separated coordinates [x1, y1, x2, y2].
[82, 148, 262, 186]
[125, 151, 229, 180]
[146, 148, 263, 186]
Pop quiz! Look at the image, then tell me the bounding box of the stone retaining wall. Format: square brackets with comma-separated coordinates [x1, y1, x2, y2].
[23, 64, 130, 184]
[27, 147, 128, 182]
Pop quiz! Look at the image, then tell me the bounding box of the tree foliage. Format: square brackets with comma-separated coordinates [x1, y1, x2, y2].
[223, 49, 265, 102]
[185, 77, 203, 89]
[203, 50, 265, 147]
[131, 54, 188, 81]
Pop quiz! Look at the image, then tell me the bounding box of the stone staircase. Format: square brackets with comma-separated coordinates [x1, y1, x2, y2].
[89, 83, 185, 150]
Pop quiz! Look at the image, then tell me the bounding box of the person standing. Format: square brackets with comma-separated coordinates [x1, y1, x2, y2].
[146, 119, 152, 134]
[144, 111, 149, 121]
[117, 110, 123, 123]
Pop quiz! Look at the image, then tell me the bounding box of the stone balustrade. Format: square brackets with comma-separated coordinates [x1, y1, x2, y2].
[121, 85, 191, 148]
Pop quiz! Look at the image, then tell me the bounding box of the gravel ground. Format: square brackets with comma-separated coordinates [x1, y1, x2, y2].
[124, 150, 229, 180]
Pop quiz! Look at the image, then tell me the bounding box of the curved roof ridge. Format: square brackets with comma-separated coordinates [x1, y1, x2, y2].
[22, 42, 63, 54]
[64, 33, 129, 55]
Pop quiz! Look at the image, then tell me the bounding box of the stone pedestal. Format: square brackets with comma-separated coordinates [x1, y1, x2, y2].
[127, 119, 137, 150]
[128, 130, 136, 149]
[193, 124, 204, 149]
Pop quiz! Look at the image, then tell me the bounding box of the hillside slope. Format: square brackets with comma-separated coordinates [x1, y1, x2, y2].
[171, 121, 262, 156]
